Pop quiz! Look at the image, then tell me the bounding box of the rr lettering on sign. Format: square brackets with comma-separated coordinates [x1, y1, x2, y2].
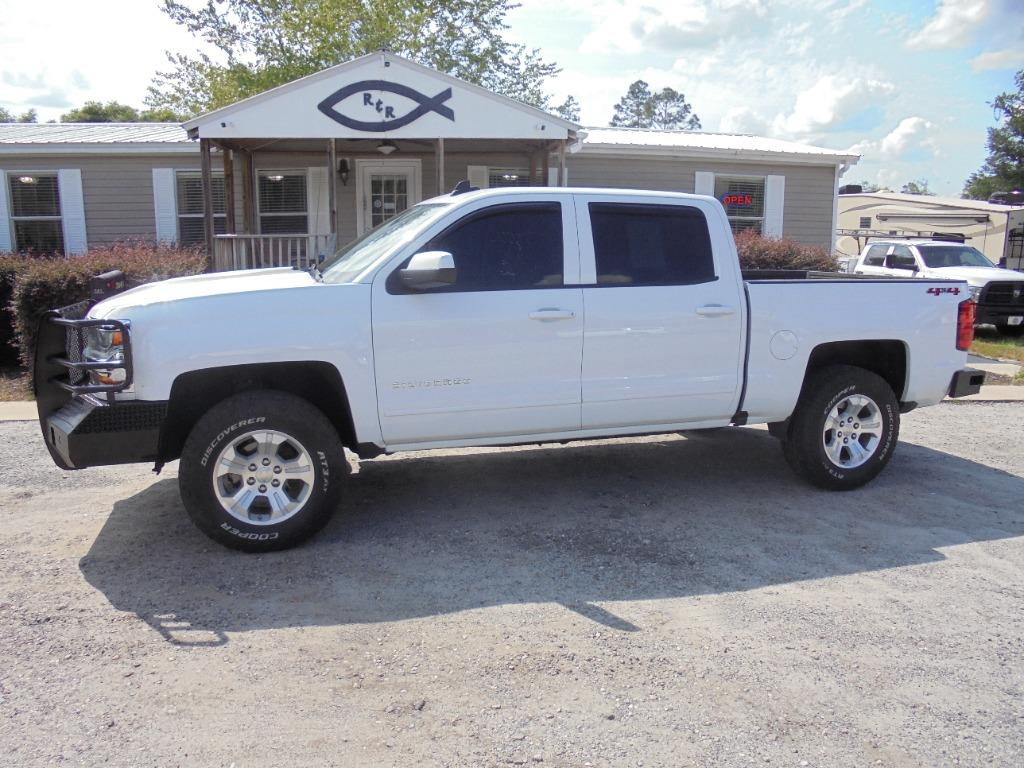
[318, 80, 455, 132]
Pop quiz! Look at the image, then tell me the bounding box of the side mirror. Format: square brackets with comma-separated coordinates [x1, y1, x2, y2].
[399, 251, 456, 291]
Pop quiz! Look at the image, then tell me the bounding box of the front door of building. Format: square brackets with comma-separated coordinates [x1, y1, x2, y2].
[356, 159, 422, 235]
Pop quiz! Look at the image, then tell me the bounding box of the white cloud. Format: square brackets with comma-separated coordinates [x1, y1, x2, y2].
[971, 48, 1024, 71]
[771, 76, 895, 137]
[579, 0, 769, 55]
[719, 106, 769, 134]
[906, 0, 991, 50]
[846, 117, 938, 162]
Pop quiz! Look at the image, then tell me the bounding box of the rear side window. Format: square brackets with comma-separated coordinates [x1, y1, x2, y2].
[890, 245, 916, 269]
[863, 244, 888, 266]
[420, 202, 563, 291]
[589, 203, 715, 285]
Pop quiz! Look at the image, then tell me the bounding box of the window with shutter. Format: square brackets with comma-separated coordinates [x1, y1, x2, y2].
[713, 175, 765, 235]
[7, 172, 63, 253]
[176, 171, 226, 246]
[257, 170, 308, 234]
[859, 216, 871, 229]
[487, 168, 531, 188]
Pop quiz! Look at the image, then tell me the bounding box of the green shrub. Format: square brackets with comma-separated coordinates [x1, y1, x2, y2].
[0, 254, 42, 366]
[733, 230, 838, 272]
[10, 243, 207, 369]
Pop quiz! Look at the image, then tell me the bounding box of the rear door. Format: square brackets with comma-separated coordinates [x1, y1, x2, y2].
[575, 194, 745, 429]
[886, 244, 920, 277]
[371, 196, 584, 446]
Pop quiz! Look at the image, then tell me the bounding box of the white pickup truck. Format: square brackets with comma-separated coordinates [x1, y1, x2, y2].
[35, 187, 983, 551]
[853, 239, 1024, 335]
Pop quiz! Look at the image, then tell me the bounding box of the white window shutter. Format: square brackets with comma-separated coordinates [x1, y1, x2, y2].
[694, 171, 715, 196]
[764, 174, 785, 238]
[58, 168, 87, 255]
[152, 168, 178, 244]
[467, 165, 489, 189]
[307, 166, 330, 234]
[0, 172, 12, 253]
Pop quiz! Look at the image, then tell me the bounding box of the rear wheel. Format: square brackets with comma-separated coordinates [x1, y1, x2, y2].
[179, 390, 346, 552]
[782, 365, 899, 490]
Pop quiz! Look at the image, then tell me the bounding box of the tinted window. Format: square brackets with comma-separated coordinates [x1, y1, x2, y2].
[415, 203, 563, 291]
[918, 245, 994, 269]
[864, 244, 888, 266]
[890, 245, 916, 269]
[589, 203, 714, 285]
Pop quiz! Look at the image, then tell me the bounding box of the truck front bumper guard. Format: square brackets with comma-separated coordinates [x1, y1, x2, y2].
[34, 306, 164, 470]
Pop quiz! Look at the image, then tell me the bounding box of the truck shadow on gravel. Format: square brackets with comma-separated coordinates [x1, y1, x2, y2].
[79, 428, 1024, 646]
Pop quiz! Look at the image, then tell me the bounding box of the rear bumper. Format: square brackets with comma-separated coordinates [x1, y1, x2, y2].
[976, 304, 1024, 326]
[42, 396, 167, 470]
[947, 369, 985, 399]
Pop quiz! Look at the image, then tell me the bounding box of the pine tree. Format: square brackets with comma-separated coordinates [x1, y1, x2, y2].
[553, 95, 580, 122]
[610, 80, 653, 128]
[963, 68, 1024, 200]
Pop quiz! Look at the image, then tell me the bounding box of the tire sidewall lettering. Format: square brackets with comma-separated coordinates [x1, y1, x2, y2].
[200, 416, 268, 467]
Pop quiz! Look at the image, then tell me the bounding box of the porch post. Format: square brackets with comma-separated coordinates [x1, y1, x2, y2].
[200, 138, 214, 256]
[327, 139, 338, 235]
[239, 149, 254, 234]
[222, 145, 236, 234]
[435, 138, 445, 195]
[541, 142, 550, 187]
[558, 139, 567, 187]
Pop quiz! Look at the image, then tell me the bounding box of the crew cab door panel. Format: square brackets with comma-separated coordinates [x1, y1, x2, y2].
[371, 198, 583, 445]
[574, 195, 745, 429]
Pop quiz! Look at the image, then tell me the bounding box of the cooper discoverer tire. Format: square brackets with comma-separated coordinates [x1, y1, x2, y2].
[782, 364, 899, 491]
[178, 390, 346, 552]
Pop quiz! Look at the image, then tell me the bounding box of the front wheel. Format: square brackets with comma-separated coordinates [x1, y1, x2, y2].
[179, 390, 346, 552]
[782, 365, 900, 491]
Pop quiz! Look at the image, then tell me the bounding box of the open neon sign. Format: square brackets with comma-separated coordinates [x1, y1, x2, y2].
[721, 193, 754, 207]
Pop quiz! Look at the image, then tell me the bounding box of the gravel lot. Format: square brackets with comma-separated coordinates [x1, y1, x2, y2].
[1, 403, 1022, 767]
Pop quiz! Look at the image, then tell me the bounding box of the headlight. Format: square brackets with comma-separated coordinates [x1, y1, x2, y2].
[968, 285, 982, 302]
[82, 325, 126, 385]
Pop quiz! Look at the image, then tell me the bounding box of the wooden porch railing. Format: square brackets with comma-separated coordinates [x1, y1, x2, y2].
[212, 234, 338, 272]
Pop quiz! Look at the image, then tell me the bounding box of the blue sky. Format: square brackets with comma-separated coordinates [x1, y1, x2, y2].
[1, 0, 1021, 195]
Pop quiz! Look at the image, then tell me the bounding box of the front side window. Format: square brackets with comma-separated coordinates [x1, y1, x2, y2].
[918, 245, 995, 269]
[889, 245, 917, 269]
[398, 203, 563, 292]
[714, 176, 765, 235]
[589, 203, 715, 285]
[176, 171, 226, 246]
[8, 172, 63, 253]
[257, 170, 308, 234]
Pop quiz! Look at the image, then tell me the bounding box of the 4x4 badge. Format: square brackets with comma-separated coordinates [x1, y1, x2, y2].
[317, 80, 455, 132]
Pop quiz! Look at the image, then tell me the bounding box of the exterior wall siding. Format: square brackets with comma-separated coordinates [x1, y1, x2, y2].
[567, 154, 838, 247]
[2, 149, 840, 252]
[0, 154, 200, 246]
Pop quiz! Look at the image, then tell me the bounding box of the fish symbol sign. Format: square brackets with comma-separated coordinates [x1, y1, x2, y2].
[317, 80, 456, 132]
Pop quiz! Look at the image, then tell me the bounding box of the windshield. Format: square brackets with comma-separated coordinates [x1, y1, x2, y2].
[918, 245, 995, 269]
[320, 203, 448, 283]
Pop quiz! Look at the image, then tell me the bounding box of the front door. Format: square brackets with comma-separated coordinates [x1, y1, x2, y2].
[372, 196, 583, 447]
[357, 160, 421, 235]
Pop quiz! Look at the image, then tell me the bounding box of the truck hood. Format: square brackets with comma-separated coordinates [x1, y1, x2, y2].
[923, 266, 1024, 286]
[89, 268, 317, 318]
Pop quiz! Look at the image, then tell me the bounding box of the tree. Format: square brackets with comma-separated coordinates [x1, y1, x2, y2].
[610, 80, 653, 128]
[146, 0, 559, 115]
[900, 179, 934, 195]
[857, 180, 882, 192]
[0, 107, 37, 123]
[963, 68, 1024, 200]
[648, 87, 700, 130]
[610, 80, 701, 129]
[553, 95, 580, 122]
[60, 100, 185, 123]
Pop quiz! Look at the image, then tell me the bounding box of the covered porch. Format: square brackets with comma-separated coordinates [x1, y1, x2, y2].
[182, 53, 578, 271]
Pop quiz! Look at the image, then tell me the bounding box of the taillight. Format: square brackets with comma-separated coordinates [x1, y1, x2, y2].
[956, 299, 975, 351]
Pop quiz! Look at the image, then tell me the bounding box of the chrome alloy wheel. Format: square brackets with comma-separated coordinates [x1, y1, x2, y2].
[212, 429, 316, 525]
[822, 394, 883, 470]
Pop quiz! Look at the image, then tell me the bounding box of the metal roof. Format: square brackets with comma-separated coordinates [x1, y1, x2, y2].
[0, 122, 189, 144]
[579, 127, 860, 165]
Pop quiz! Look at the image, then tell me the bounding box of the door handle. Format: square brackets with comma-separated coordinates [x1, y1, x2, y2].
[529, 308, 576, 321]
[695, 304, 735, 317]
